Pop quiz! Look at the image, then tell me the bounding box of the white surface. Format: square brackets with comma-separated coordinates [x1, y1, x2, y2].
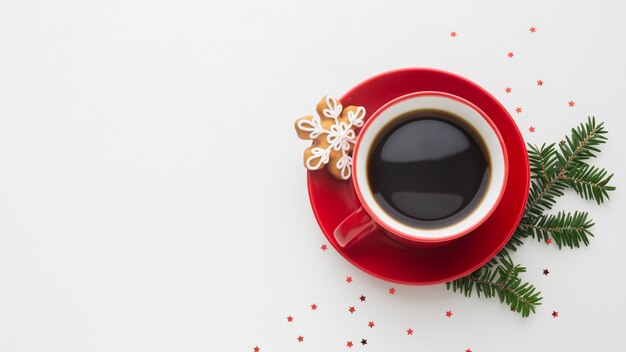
[0, 1, 625, 351]
[353, 93, 507, 240]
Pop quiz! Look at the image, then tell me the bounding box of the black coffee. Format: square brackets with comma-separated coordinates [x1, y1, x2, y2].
[367, 110, 490, 228]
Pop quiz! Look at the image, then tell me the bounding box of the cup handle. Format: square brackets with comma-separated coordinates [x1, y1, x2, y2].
[334, 206, 379, 247]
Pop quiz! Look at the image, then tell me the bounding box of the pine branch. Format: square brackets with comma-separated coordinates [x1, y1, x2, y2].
[558, 116, 607, 165]
[446, 117, 616, 317]
[446, 256, 542, 317]
[524, 117, 608, 218]
[562, 164, 615, 204]
[528, 143, 559, 182]
[519, 211, 594, 248]
[525, 177, 568, 218]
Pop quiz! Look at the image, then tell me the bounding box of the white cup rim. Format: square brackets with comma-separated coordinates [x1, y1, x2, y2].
[351, 91, 509, 243]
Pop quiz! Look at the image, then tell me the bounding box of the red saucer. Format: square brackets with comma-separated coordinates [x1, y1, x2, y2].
[307, 68, 529, 285]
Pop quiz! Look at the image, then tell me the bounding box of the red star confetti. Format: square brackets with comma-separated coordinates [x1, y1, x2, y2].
[568, 100, 575, 107]
[321, 244, 327, 251]
[543, 269, 550, 275]
[297, 336, 304, 342]
[529, 126, 535, 133]
[361, 339, 367, 345]
[505, 87, 512, 94]
[368, 321, 375, 328]
[530, 26, 536, 33]
[389, 287, 396, 295]
[406, 328, 413, 335]
[347, 341, 353, 348]
[552, 311, 559, 318]
[445, 310, 453, 318]
[311, 303, 317, 310]
[359, 295, 366, 302]
[348, 306, 356, 314]
[451, 31, 457, 38]
[537, 79, 543, 86]
[287, 315, 293, 322]
[253, 346, 260, 352]
[507, 51, 514, 58]
[346, 276, 353, 283]
[546, 238, 552, 245]
[515, 107, 522, 113]
[466, 349, 473, 352]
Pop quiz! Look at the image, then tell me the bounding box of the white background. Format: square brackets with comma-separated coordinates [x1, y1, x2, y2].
[1, 1, 625, 351]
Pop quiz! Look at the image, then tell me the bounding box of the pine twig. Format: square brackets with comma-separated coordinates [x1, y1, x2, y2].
[446, 256, 542, 317]
[446, 117, 616, 317]
[525, 117, 608, 218]
[528, 143, 559, 182]
[562, 164, 615, 204]
[520, 211, 594, 248]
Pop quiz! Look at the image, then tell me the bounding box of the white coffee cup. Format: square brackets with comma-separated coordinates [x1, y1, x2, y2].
[334, 91, 508, 247]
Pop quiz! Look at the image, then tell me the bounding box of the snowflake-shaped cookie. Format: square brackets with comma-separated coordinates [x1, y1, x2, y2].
[295, 96, 366, 180]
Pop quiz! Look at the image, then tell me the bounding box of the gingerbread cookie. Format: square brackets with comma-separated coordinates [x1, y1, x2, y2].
[295, 96, 366, 180]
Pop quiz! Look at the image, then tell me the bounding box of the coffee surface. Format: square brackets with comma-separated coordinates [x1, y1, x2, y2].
[367, 110, 490, 228]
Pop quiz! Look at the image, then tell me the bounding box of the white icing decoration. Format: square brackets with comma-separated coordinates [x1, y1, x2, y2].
[336, 154, 352, 179]
[322, 96, 342, 120]
[297, 115, 324, 139]
[347, 106, 366, 127]
[327, 121, 354, 152]
[296, 96, 366, 180]
[305, 147, 330, 170]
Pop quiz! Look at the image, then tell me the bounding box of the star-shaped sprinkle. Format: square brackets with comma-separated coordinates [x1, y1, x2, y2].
[346, 276, 353, 283]
[515, 107, 522, 113]
[368, 321, 375, 328]
[552, 311, 559, 318]
[537, 79, 544, 86]
[253, 346, 260, 352]
[508, 51, 514, 58]
[505, 87, 512, 94]
[389, 287, 396, 295]
[311, 303, 317, 310]
[451, 31, 457, 38]
[529, 126, 535, 133]
[361, 339, 367, 345]
[287, 315, 293, 322]
[347, 341, 353, 348]
[445, 310, 453, 318]
[546, 238, 552, 245]
[321, 244, 327, 251]
[348, 306, 356, 314]
[406, 328, 413, 335]
[297, 335, 304, 342]
[359, 295, 366, 302]
[530, 26, 536, 33]
[543, 269, 550, 275]
[568, 100, 575, 107]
